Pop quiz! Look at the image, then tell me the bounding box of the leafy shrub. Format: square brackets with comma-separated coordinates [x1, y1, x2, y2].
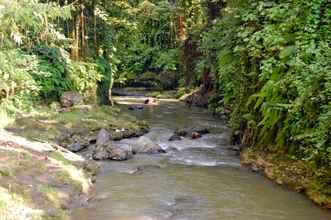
[31, 45, 73, 100]
[70, 61, 102, 99]
[0, 49, 39, 118]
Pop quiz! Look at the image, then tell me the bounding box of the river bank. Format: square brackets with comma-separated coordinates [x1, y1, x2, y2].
[0, 102, 150, 220]
[241, 148, 331, 209]
[0, 130, 98, 220]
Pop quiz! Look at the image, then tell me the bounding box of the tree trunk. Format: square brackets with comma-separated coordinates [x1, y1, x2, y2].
[92, 0, 98, 56]
[80, 3, 86, 58]
[178, 15, 186, 42]
[96, 52, 113, 106]
[70, 12, 80, 60]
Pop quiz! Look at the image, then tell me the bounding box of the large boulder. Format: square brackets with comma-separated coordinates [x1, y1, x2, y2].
[96, 129, 111, 146]
[132, 136, 166, 154]
[60, 91, 83, 108]
[67, 141, 87, 153]
[92, 145, 110, 160]
[109, 148, 133, 161]
[92, 143, 132, 161]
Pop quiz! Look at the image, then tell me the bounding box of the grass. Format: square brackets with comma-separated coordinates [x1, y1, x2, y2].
[0, 109, 14, 130]
[0, 130, 95, 219]
[0, 186, 40, 220]
[39, 185, 61, 209]
[51, 152, 71, 166]
[0, 169, 11, 177]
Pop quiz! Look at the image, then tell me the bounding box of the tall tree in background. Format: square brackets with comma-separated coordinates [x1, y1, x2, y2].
[96, 49, 113, 105]
[200, 0, 225, 93]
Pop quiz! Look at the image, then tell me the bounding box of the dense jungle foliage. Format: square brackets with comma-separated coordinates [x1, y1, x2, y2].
[0, 0, 330, 168]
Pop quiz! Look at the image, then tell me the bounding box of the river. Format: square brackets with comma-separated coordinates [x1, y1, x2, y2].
[72, 96, 330, 220]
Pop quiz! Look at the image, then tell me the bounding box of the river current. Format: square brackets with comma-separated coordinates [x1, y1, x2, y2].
[72, 96, 330, 220]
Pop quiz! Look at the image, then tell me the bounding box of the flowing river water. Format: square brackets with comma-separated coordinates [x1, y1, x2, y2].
[72, 96, 330, 220]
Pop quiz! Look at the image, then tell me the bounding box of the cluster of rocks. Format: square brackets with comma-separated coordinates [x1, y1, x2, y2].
[168, 128, 210, 141]
[59, 128, 165, 162]
[60, 127, 213, 162]
[92, 130, 166, 161]
[57, 92, 211, 162]
[54, 91, 155, 161]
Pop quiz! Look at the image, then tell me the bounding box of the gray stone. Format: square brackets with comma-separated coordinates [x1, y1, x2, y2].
[169, 134, 182, 141]
[92, 143, 133, 161]
[109, 148, 133, 161]
[92, 145, 110, 160]
[132, 136, 166, 154]
[96, 129, 110, 146]
[67, 141, 86, 152]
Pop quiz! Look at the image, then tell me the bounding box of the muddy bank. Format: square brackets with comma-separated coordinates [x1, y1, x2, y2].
[241, 148, 331, 209]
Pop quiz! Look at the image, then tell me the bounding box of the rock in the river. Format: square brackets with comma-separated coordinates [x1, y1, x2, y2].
[194, 128, 210, 135]
[174, 129, 188, 137]
[170, 127, 210, 141]
[109, 148, 132, 161]
[92, 143, 132, 161]
[132, 136, 166, 154]
[67, 141, 86, 152]
[168, 134, 182, 141]
[60, 91, 83, 108]
[128, 105, 144, 111]
[92, 145, 110, 160]
[96, 129, 110, 146]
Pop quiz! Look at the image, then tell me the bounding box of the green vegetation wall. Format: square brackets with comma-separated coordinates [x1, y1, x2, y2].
[207, 0, 331, 166]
